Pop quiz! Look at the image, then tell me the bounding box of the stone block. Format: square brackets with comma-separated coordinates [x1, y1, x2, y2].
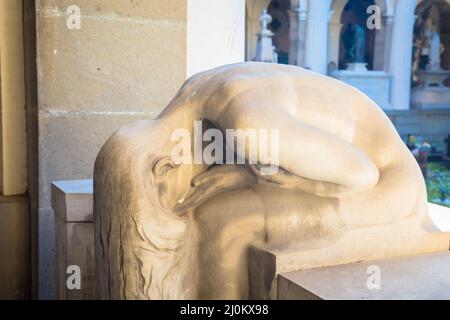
[52, 179, 93, 222]
[52, 180, 96, 299]
[278, 251, 450, 300]
[39, 114, 147, 208]
[249, 204, 450, 299]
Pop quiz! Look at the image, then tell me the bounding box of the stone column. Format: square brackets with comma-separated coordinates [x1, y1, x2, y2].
[0, 0, 27, 196]
[389, 0, 417, 110]
[305, 0, 332, 74]
[295, 1, 308, 67]
[305, 0, 331, 74]
[288, 9, 299, 65]
[373, 14, 394, 71]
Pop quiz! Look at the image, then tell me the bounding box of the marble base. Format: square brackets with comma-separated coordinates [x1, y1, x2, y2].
[332, 69, 392, 109]
[278, 251, 450, 300]
[52, 180, 97, 300]
[345, 62, 368, 72]
[411, 86, 450, 110]
[416, 69, 450, 87]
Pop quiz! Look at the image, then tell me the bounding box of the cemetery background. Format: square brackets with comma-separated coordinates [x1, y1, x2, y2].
[0, 0, 449, 299]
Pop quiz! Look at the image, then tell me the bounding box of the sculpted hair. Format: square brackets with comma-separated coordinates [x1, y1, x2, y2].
[94, 122, 198, 299]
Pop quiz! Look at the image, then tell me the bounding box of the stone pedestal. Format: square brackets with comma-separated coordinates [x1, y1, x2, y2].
[278, 251, 450, 300]
[51, 179, 96, 300]
[412, 87, 450, 110]
[51, 180, 450, 300]
[332, 70, 392, 109]
[345, 62, 368, 72]
[249, 204, 450, 299]
[411, 69, 450, 110]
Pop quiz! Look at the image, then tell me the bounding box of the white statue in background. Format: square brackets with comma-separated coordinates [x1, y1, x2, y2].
[424, 17, 444, 71]
[254, 9, 277, 63]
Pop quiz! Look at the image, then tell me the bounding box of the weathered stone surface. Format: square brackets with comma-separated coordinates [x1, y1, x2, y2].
[54, 217, 96, 300]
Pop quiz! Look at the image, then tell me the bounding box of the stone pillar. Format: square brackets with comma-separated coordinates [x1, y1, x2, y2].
[305, 0, 332, 74]
[288, 9, 299, 65]
[0, 0, 27, 196]
[382, 15, 394, 72]
[373, 14, 394, 71]
[52, 180, 96, 300]
[328, 20, 342, 70]
[295, 1, 308, 67]
[245, 0, 272, 61]
[389, 0, 416, 110]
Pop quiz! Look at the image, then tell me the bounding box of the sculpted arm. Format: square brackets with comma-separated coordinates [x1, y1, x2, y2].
[215, 100, 379, 196]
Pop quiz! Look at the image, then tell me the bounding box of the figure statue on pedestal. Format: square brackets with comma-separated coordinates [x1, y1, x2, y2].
[342, 23, 366, 64]
[423, 19, 444, 71]
[94, 62, 443, 300]
[411, 14, 450, 109]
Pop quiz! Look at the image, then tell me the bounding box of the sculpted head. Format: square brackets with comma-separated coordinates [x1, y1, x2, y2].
[94, 62, 431, 299]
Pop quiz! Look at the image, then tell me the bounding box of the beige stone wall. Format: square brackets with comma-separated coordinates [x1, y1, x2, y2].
[245, 0, 271, 61]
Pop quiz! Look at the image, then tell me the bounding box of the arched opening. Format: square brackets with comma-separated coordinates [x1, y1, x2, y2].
[330, 0, 393, 109]
[267, 0, 291, 64]
[338, 0, 376, 70]
[329, 0, 393, 72]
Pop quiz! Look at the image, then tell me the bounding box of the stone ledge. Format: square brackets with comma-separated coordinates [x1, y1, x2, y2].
[278, 251, 450, 300]
[51, 179, 93, 222]
[249, 204, 450, 299]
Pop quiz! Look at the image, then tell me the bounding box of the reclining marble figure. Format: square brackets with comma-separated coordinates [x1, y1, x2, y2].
[94, 62, 444, 299]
